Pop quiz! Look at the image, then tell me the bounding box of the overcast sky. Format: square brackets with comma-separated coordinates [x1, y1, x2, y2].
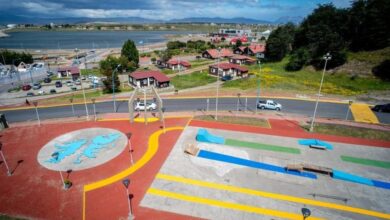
[0, 0, 352, 21]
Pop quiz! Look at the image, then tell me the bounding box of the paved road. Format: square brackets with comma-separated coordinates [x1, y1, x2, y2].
[1, 97, 389, 124]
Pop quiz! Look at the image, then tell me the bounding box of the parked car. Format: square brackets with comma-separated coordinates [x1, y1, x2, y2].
[50, 89, 57, 94]
[55, 81, 62, 88]
[32, 83, 41, 90]
[221, 75, 233, 81]
[43, 77, 52, 83]
[26, 92, 34, 96]
[134, 102, 157, 111]
[66, 81, 73, 86]
[74, 80, 81, 85]
[22, 84, 31, 91]
[257, 100, 282, 111]
[38, 90, 45, 95]
[71, 87, 77, 91]
[372, 103, 390, 113]
[47, 71, 54, 77]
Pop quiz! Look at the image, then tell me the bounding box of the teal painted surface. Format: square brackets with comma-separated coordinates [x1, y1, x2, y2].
[46, 139, 87, 163]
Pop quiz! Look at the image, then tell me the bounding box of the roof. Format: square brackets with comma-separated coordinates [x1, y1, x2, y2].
[230, 37, 248, 43]
[167, 59, 191, 67]
[130, 70, 170, 82]
[248, 44, 265, 53]
[204, 48, 233, 58]
[57, 66, 80, 74]
[210, 62, 248, 72]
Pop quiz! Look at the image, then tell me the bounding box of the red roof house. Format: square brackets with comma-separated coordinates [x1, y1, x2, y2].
[229, 55, 256, 65]
[57, 66, 80, 78]
[202, 48, 233, 59]
[244, 44, 265, 56]
[209, 62, 249, 78]
[166, 59, 191, 70]
[129, 70, 170, 88]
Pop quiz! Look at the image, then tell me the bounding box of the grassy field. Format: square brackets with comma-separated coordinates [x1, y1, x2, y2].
[302, 123, 390, 141]
[223, 58, 390, 96]
[194, 115, 269, 127]
[190, 59, 216, 68]
[171, 71, 216, 90]
[161, 69, 175, 75]
[348, 47, 390, 65]
[80, 69, 102, 77]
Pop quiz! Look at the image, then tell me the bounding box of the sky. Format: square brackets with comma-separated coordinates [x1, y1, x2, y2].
[0, 0, 352, 21]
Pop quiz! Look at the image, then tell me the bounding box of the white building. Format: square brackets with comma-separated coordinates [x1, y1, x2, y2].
[219, 29, 252, 37]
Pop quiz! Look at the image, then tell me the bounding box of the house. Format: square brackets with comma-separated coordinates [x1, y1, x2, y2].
[229, 55, 256, 65]
[209, 62, 249, 78]
[202, 48, 233, 59]
[128, 70, 170, 88]
[233, 46, 246, 55]
[230, 36, 248, 45]
[17, 62, 29, 72]
[244, 44, 265, 56]
[166, 59, 191, 70]
[57, 66, 80, 79]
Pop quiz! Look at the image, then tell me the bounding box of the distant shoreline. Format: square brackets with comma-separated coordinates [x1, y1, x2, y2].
[0, 30, 9, 38]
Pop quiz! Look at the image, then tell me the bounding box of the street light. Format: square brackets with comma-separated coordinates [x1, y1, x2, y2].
[112, 64, 121, 112]
[215, 47, 221, 120]
[91, 98, 97, 121]
[80, 77, 89, 120]
[32, 101, 41, 126]
[51, 152, 66, 189]
[309, 53, 331, 132]
[255, 53, 264, 114]
[122, 179, 135, 220]
[0, 142, 12, 176]
[69, 97, 75, 117]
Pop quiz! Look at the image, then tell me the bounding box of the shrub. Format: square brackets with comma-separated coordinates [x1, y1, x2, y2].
[372, 59, 390, 81]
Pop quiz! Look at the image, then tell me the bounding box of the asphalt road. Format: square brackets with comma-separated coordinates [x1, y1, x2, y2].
[1, 97, 389, 124]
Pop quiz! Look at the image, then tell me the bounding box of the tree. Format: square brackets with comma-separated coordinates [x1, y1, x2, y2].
[121, 40, 139, 67]
[291, 4, 348, 69]
[285, 48, 310, 71]
[234, 39, 242, 49]
[265, 23, 296, 62]
[160, 50, 172, 62]
[0, 50, 33, 65]
[372, 59, 390, 81]
[99, 56, 122, 93]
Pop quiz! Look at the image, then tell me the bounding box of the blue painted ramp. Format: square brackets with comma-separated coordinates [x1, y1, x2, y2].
[196, 129, 225, 144]
[298, 139, 333, 150]
[333, 170, 390, 190]
[198, 150, 317, 179]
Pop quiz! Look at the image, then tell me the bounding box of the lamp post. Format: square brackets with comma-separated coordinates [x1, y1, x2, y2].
[236, 93, 241, 113]
[309, 53, 331, 132]
[255, 53, 264, 114]
[80, 77, 89, 120]
[126, 133, 134, 165]
[32, 101, 41, 126]
[122, 179, 135, 220]
[51, 152, 66, 189]
[91, 98, 97, 121]
[69, 97, 75, 117]
[345, 100, 353, 120]
[112, 64, 121, 113]
[215, 47, 221, 120]
[74, 48, 79, 65]
[0, 142, 12, 176]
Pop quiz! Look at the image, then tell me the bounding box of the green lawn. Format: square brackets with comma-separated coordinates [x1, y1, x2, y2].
[302, 123, 390, 141]
[80, 69, 102, 77]
[222, 58, 390, 96]
[190, 59, 216, 68]
[171, 71, 216, 90]
[162, 69, 175, 75]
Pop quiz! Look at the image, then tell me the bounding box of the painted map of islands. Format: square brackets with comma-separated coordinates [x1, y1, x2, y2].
[46, 133, 121, 164]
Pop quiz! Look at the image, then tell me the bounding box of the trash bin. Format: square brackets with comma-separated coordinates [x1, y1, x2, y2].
[0, 114, 9, 130]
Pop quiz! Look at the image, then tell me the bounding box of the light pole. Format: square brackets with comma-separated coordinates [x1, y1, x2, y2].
[0, 142, 12, 176]
[51, 152, 66, 189]
[69, 97, 75, 117]
[122, 179, 135, 220]
[345, 100, 353, 120]
[236, 93, 241, 113]
[255, 53, 264, 114]
[32, 101, 41, 126]
[74, 48, 79, 66]
[91, 98, 97, 121]
[309, 53, 331, 132]
[80, 77, 89, 120]
[215, 47, 221, 120]
[126, 133, 134, 165]
[112, 64, 121, 113]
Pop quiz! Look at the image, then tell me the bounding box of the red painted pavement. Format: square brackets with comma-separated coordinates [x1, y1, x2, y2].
[189, 119, 390, 148]
[0, 118, 201, 220]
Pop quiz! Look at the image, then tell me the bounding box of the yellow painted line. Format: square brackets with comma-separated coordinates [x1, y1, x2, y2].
[98, 116, 192, 122]
[156, 173, 390, 219]
[82, 127, 184, 220]
[265, 118, 271, 129]
[350, 103, 379, 124]
[84, 127, 183, 191]
[147, 188, 324, 220]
